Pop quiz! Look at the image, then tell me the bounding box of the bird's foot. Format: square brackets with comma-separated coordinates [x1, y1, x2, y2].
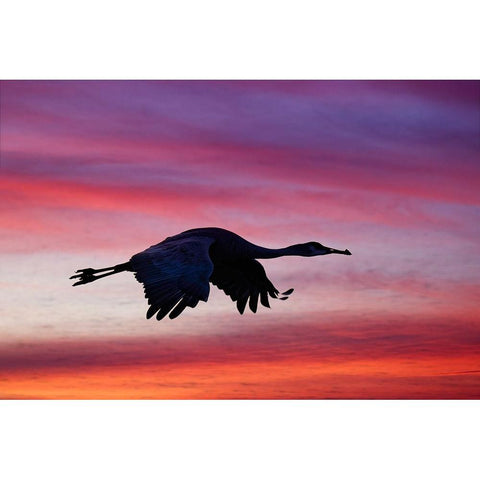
[70, 268, 98, 286]
[71, 268, 97, 276]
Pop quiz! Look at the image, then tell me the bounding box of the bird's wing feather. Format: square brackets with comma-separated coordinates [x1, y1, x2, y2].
[210, 259, 283, 314]
[130, 236, 215, 320]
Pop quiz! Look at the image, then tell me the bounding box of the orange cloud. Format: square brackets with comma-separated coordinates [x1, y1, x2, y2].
[2, 316, 479, 399]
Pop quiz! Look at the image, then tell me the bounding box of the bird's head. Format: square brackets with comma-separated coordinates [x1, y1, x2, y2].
[296, 241, 352, 257]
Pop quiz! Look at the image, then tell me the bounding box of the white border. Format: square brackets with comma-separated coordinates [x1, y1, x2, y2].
[2, 0, 480, 79]
[1, 1, 479, 478]
[1, 401, 479, 480]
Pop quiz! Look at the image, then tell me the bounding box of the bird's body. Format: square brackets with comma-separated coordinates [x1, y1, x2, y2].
[70, 227, 351, 321]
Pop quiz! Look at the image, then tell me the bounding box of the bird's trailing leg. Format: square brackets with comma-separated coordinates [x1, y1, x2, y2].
[70, 262, 132, 286]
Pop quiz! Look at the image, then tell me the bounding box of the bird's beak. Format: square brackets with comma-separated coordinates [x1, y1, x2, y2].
[327, 247, 352, 255]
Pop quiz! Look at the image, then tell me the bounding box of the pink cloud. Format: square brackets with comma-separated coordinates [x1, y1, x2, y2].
[1, 315, 479, 398]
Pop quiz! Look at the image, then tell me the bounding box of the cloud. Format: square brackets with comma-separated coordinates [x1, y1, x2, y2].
[3, 164, 478, 257]
[1, 315, 479, 398]
[2, 80, 479, 208]
[2, 315, 479, 373]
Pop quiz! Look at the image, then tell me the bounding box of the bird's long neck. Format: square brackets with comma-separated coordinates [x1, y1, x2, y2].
[250, 244, 302, 259]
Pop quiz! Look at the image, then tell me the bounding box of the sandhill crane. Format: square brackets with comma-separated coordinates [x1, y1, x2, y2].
[70, 227, 351, 320]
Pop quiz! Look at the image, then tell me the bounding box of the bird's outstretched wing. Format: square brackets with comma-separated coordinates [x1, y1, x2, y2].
[210, 259, 293, 314]
[130, 236, 215, 320]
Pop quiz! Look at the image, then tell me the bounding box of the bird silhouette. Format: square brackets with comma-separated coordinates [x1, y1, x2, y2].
[70, 227, 352, 320]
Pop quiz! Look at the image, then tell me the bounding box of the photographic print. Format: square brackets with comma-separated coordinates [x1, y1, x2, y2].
[1, 80, 479, 399]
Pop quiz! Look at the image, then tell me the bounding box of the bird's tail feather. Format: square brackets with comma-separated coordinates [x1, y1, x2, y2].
[278, 288, 294, 300]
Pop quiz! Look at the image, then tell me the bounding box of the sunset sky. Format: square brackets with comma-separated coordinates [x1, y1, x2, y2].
[1, 80, 479, 398]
